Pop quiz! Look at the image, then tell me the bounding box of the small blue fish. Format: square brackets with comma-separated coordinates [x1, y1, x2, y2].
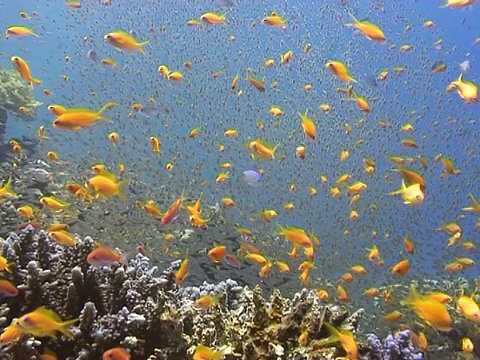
[243, 170, 262, 186]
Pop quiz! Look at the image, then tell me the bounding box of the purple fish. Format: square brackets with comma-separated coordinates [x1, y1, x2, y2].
[243, 170, 262, 186]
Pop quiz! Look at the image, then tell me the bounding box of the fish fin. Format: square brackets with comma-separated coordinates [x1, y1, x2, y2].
[117, 180, 127, 200]
[138, 40, 149, 55]
[33, 307, 63, 323]
[118, 252, 129, 266]
[345, 13, 359, 27]
[318, 322, 341, 345]
[271, 144, 280, 159]
[2, 177, 16, 196]
[59, 318, 77, 338]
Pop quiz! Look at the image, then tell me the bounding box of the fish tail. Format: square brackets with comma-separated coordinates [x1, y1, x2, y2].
[388, 188, 402, 196]
[318, 322, 341, 346]
[117, 180, 127, 200]
[138, 40, 149, 55]
[271, 144, 280, 159]
[345, 13, 359, 27]
[3, 178, 16, 196]
[98, 103, 110, 114]
[119, 252, 129, 266]
[401, 284, 419, 307]
[59, 318, 77, 338]
[349, 13, 359, 23]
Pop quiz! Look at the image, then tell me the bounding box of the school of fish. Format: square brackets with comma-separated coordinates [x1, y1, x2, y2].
[0, 0, 479, 358]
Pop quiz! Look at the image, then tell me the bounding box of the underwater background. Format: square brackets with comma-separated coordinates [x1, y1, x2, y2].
[0, 0, 479, 359]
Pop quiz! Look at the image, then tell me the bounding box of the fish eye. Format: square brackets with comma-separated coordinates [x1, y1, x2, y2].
[416, 195, 422, 200]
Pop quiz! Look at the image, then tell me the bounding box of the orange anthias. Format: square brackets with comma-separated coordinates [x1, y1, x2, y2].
[161, 190, 185, 226]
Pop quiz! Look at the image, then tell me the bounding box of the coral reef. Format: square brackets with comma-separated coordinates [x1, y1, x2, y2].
[367, 331, 423, 360]
[0, 228, 426, 359]
[0, 68, 42, 122]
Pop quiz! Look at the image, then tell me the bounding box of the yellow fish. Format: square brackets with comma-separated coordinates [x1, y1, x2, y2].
[447, 74, 478, 104]
[389, 180, 425, 205]
[262, 11, 286, 27]
[326, 60, 356, 83]
[86, 171, 126, 199]
[346, 13, 385, 42]
[318, 322, 358, 359]
[0, 177, 16, 198]
[40, 196, 70, 210]
[16, 307, 77, 339]
[401, 285, 452, 332]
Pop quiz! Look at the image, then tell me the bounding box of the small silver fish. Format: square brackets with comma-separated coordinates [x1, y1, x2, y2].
[460, 60, 470, 73]
[138, 105, 160, 117]
[87, 49, 99, 62]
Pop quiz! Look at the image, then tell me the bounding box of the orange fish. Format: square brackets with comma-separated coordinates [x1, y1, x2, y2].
[161, 191, 185, 226]
[326, 60, 356, 83]
[318, 322, 358, 359]
[40, 196, 70, 211]
[278, 225, 312, 247]
[402, 285, 452, 332]
[0, 279, 18, 297]
[104, 30, 149, 54]
[195, 294, 218, 309]
[456, 293, 480, 322]
[208, 245, 226, 263]
[200, 12, 227, 24]
[175, 253, 189, 284]
[192, 344, 224, 360]
[248, 139, 279, 159]
[298, 110, 316, 140]
[0, 322, 23, 343]
[88, 246, 128, 267]
[262, 11, 286, 27]
[53, 104, 110, 131]
[102, 347, 131, 360]
[5, 25, 39, 38]
[86, 171, 125, 199]
[11, 56, 42, 88]
[246, 76, 266, 92]
[346, 14, 385, 42]
[48, 230, 77, 247]
[150, 136, 161, 154]
[391, 259, 410, 276]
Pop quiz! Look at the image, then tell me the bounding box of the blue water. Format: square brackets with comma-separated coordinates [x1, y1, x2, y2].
[0, 0, 479, 308]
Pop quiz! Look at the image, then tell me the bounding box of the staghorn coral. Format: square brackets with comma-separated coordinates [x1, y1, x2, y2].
[0, 228, 425, 359]
[0, 68, 42, 121]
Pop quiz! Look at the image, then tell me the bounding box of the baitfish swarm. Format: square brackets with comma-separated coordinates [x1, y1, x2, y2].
[0, 227, 425, 359]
